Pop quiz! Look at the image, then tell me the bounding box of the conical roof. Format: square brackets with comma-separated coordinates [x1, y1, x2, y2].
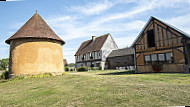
[5, 11, 65, 45]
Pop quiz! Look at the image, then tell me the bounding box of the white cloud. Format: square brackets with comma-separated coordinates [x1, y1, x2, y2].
[0, 42, 4, 46]
[115, 34, 137, 48]
[47, 16, 72, 24]
[68, 0, 114, 15]
[90, 0, 190, 26]
[6, 0, 22, 1]
[165, 13, 190, 34]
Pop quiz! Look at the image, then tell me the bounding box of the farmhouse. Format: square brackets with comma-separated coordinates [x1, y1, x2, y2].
[107, 47, 134, 69]
[132, 16, 190, 73]
[75, 33, 118, 70]
[63, 59, 68, 66]
[5, 11, 65, 75]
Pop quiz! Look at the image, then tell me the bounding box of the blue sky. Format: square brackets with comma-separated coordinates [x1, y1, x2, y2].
[1, 0, 190, 63]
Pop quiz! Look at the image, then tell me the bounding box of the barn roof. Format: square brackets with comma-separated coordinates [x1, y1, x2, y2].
[131, 16, 190, 47]
[108, 47, 134, 58]
[5, 11, 65, 45]
[75, 33, 109, 56]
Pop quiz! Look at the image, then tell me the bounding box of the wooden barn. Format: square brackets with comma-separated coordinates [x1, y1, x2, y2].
[132, 16, 190, 73]
[107, 47, 134, 69]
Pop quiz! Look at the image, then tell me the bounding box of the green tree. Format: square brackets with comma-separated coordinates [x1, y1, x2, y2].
[0, 58, 9, 70]
[68, 63, 75, 67]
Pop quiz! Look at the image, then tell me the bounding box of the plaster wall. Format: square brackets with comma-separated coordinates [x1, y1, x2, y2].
[9, 39, 64, 75]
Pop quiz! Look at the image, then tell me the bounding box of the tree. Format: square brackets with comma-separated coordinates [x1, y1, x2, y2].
[0, 58, 9, 70]
[68, 63, 75, 67]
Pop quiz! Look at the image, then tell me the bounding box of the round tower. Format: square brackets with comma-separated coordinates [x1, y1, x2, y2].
[5, 11, 65, 75]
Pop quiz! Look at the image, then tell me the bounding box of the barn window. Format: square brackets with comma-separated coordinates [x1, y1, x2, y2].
[147, 29, 155, 47]
[144, 52, 174, 65]
[166, 52, 174, 63]
[151, 54, 157, 62]
[145, 55, 151, 64]
[158, 53, 165, 64]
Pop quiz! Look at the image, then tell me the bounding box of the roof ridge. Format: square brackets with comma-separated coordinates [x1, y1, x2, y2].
[75, 33, 110, 55]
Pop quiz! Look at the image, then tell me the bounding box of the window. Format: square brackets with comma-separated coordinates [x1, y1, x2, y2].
[151, 54, 157, 62]
[145, 55, 151, 64]
[166, 52, 174, 63]
[144, 52, 174, 65]
[90, 52, 93, 59]
[147, 29, 155, 47]
[158, 53, 165, 64]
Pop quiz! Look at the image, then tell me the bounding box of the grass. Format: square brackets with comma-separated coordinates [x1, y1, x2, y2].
[0, 70, 190, 106]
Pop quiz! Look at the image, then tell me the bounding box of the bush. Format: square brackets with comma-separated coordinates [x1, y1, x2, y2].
[77, 66, 88, 72]
[0, 71, 9, 79]
[65, 66, 70, 71]
[70, 68, 74, 71]
[92, 67, 99, 70]
[127, 69, 136, 74]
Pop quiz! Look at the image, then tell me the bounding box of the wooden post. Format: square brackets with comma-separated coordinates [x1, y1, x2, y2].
[153, 19, 157, 48]
[182, 38, 188, 64]
[133, 45, 138, 73]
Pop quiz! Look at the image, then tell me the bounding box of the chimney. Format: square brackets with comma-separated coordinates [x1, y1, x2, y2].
[92, 36, 96, 41]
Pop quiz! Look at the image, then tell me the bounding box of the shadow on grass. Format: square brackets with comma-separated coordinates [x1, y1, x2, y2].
[98, 70, 136, 75]
[0, 80, 8, 83]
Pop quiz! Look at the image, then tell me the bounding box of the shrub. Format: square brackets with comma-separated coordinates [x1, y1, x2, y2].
[77, 66, 88, 72]
[127, 69, 136, 74]
[0, 71, 9, 79]
[70, 68, 74, 71]
[92, 67, 99, 70]
[65, 66, 70, 71]
[152, 64, 162, 72]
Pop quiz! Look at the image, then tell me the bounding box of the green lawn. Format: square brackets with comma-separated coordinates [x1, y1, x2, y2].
[0, 70, 190, 106]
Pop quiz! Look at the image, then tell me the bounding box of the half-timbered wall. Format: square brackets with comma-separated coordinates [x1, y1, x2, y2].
[135, 20, 183, 52]
[134, 18, 188, 73]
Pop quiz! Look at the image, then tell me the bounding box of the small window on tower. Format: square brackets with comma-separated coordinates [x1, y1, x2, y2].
[147, 29, 155, 47]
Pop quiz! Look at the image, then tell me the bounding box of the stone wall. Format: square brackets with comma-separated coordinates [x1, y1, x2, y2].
[137, 64, 184, 73]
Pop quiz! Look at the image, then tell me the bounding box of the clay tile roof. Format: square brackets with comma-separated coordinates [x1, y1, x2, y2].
[5, 12, 65, 45]
[75, 33, 109, 56]
[108, 47, 134, 58]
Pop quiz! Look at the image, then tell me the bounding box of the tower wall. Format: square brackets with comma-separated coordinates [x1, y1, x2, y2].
[9, 38, 64, 75]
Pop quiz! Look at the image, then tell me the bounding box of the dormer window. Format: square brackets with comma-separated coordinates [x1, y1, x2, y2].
[147, 29, 155, 47]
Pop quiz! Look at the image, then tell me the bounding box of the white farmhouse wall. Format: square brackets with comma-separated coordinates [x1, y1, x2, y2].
[101, 34, 118, 61]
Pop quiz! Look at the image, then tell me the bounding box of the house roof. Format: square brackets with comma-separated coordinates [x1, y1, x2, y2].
[131, 16, 190, 47]
[108, 47, 134, 58]
[5, 12, 65, 45]
[75, 33, 109, 55]
[63, 59, 68, 65]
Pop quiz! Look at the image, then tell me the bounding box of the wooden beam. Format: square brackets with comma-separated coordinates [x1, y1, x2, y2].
[156, 23, 181, 37]
[153, 20, 157, 48]
[161, 27, 165, 47]
[157, 24, 161, 47]
[143, 33, 145, 49]
[176, 48, 184, 55]
[133, 46, 138, 73]
[171, 32, 174, 45]
[166, 27, 169, 46]
[182, 38, 188, 64]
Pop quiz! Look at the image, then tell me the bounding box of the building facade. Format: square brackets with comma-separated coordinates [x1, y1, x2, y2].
[107, 47, 134, 69]
[132, 16, 190, 73]
[5, 11, 65, 75]
[75, 33, 118, 70]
